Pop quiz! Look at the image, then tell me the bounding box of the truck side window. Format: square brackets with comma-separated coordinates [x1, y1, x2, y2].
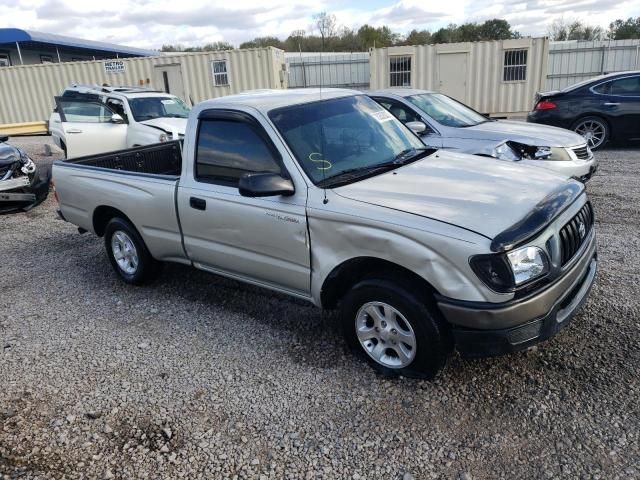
[106, 98, 128, 123]
[196, 119, 281, 187]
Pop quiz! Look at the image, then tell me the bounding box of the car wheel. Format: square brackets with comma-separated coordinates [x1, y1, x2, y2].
[340, 277, 450, 379]
[104, 217, 161, 285]
[572, 116, 609, 150]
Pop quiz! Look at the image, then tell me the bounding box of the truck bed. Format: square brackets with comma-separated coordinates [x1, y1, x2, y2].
[62, 141, 182, 178]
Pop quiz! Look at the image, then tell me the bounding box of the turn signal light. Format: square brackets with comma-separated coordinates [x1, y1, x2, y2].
[535, 100, 557, 110]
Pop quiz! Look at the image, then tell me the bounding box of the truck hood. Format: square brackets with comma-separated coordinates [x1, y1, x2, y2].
[139, 117, 187, 135]
[460, 120, 586, 147]
[335, 150, 579, 240]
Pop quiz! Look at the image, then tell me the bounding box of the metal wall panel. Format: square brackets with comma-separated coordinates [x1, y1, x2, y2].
[286, 52, 369, 89]
[0, 48, 286, 124]
[547, 40, 640, 90]
[370, 38, 549, 117]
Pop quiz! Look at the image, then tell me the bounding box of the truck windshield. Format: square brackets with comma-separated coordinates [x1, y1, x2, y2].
[269, 95, 427, 186]
[129, 97, 191, 121]
[407, 93, 489, 127]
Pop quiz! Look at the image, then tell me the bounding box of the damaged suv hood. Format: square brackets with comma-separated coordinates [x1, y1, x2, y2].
[335, 150, 579, 239]
[140, 117, 187, 135]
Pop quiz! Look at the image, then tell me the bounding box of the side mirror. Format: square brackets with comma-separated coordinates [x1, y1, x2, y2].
[239, 172, 295, 197]
[111, 113, 125, 124]
[406, 121, 427, 134]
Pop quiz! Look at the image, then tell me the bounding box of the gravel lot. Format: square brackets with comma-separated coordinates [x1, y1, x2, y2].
[1, 138, 639, 479]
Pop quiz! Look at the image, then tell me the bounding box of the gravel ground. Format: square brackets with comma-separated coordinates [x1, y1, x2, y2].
[1, 138, 639, 479]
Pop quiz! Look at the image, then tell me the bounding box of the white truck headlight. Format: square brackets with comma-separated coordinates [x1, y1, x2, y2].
[493, 142, 521, 161]
[507, 246, 549, 285]
[159, 133, 169, 142]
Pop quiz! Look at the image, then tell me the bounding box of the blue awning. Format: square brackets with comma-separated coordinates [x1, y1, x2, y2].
[0, 28, 158, 57]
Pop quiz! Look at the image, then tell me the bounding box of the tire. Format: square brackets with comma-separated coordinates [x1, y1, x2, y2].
[571, 116, 609, 150]
[104, 217, 161, 285]
[340, 277, 450, 379]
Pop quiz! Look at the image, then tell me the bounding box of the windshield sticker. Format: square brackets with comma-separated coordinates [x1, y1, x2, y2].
[161, 99, 176, 105]
[370, 110, 394, 123]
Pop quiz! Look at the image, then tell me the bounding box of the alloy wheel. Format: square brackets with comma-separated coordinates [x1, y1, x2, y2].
[574, 119, 606, 150]
[111, 230, 139, 275]
[355, 301, 417, 368]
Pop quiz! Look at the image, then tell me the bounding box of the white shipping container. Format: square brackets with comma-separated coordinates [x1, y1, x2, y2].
[370, 38, 549, 117]
[0, 47, 287, 125]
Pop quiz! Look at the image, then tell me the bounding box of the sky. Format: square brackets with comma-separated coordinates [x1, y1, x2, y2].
[1, 0, 639, 49]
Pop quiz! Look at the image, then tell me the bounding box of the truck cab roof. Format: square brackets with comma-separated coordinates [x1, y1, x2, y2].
[201, 88, 360, 113]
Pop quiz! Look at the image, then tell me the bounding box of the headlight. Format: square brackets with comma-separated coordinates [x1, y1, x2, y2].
[507, 246, 549, 286]
[470, 246, 549, 292]
[544, 147, 572, 161]
[493, 142, 521, 161]
[159, 133, 169, 142]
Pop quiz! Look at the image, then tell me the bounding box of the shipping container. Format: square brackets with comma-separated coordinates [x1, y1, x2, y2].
[0, 47, 287, 125]
[370, 37, 549, 117]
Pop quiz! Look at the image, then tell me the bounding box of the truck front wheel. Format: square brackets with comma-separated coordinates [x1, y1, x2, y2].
[104, 217, 161, 285]
[340, 278, 450, 379]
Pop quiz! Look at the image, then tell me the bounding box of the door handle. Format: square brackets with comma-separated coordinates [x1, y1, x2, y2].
[604, 102, 620, 106]
[189, 197, 206, 210]
[66, 128, 83, 134]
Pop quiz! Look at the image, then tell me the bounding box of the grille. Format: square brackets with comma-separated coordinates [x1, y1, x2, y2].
[571, 145, 590, 160]
[559, 202, 594, 266]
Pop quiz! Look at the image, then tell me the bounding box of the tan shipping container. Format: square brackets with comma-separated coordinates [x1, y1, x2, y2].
[0, 47, 287, 125]
[370, 37, 549, 117]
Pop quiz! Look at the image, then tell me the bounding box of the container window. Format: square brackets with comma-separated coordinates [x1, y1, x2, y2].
[390, 56, 411, 87]
[212, 60, 229, 86]
[503, 49, 527, 82]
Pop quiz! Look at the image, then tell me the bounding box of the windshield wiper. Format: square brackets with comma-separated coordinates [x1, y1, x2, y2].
[392, 147, 431, 165]
[316, 164, 396, 188]
[317, 148, 433, 188]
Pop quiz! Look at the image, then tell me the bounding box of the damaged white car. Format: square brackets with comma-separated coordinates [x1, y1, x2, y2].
[48, 84, 190, 158]
[370, 89, 599, 182]
[0, 136, 49, 214]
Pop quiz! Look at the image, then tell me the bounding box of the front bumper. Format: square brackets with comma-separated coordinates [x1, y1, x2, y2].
[437, 234, 598, 357]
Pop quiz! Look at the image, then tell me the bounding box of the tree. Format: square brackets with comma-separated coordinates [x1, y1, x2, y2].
[313, 12, 337, 40]
[609, 17, 640, 39]
[479, 19, 518, 40]
[548, 18, 603, 41]
[357, 24, 398, 48]
[401, 29, 432, 46]
[160, 42, 234, 52]
[239, 36, 284, 49]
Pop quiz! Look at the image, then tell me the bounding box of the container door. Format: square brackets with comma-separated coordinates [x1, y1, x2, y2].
[54, 97, 128, 158]
[154, 64, 186, 102]
[437, 53, 468, 103]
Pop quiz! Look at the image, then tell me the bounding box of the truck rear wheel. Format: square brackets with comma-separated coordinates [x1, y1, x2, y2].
[340, 277, 450, 379]
[104, 217, 161, 285]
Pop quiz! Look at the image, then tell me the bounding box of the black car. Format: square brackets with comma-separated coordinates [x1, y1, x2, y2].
[527, 71, 640, 150]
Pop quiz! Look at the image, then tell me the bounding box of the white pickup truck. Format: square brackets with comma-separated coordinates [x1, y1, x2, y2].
[49, 85, 190, 158]
[52, 89, 598, 378]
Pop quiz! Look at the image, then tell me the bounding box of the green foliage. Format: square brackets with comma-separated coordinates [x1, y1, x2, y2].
[608, 17, 640, 39]
[548, 18, 604, 41]
[161, 41, 234, 52]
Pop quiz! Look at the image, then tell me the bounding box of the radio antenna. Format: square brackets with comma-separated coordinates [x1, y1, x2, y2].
[319, 22, 328, 204]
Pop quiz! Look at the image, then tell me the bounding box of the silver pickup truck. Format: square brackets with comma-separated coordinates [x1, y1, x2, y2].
[52, 88, 598, 378]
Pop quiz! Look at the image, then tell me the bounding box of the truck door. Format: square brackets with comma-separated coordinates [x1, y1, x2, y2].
[54, 97, 128, 158]
[177, 110, 311, 297]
